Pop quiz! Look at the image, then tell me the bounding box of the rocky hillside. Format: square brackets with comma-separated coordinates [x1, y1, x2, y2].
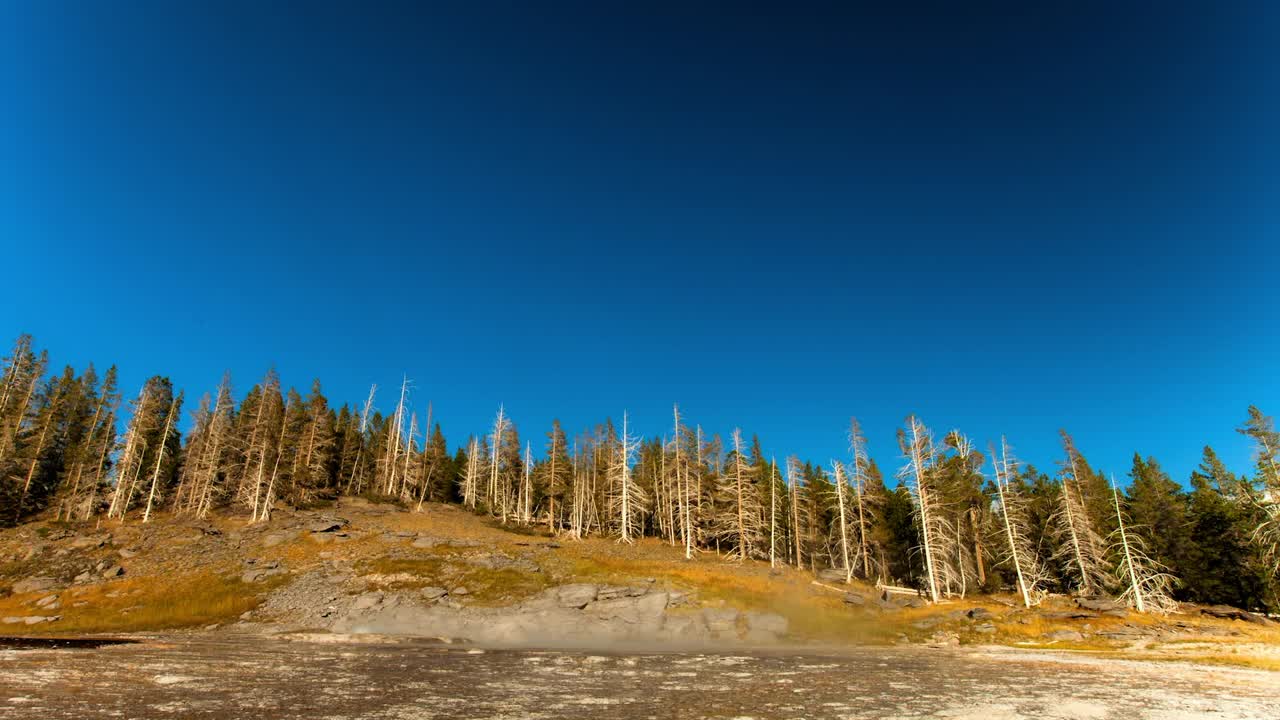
[1, 499, 1278, 667]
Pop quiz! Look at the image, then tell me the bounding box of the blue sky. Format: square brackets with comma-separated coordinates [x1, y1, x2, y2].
[2, 1, 1277, 483]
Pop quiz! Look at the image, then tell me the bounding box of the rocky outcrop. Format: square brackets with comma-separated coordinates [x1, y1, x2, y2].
[331, 583, 790, 648]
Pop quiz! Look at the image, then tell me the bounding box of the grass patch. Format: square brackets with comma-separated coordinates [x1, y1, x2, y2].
[355, 555, 551, 606]
[0, 570, 285, 634]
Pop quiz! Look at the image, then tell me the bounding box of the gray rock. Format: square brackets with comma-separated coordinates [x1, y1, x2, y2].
[451, 586, 469, 596]
[1075, 596, 1125, 612]
[554, 584, 598, 609]
[118, 548, 138, 559]
[596, 585, 647, 601]
[11, 576, 55, 594]
[309, 518, 347, 533]
[69, 535, 110, 550]
[262, 534, 286, 548]
[816, 568, 848, 583]
[842, 592, 865, 606]
[744, 611, 788, 636]
[419, 586, 448, 601]
[966, 607, 994, 620]
[352, 592, 385, 611]
[702, 607, 740, 637]
[1045, 629, 1085, 642]
[2, 615, 60, 625]
[101, 565, 125, 579]
[1201, 605, 1271, 625]
[411, 537, 438, 549]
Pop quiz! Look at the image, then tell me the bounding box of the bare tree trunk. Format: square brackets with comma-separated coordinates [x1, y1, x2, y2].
[142, 394, 181, 523]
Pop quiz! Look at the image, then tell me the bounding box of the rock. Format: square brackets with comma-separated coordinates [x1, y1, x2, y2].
[35, 594, 59, 609]
[1075, 596, 1125, 612]
[309, 518, 347, 533]
[927, 631, 960, 647]
[1045, 630, 1085, 642]
[1042, 611, 1098, 620]
[702, 607, 739, 637]
[12, 576, 55, 595]
[900, 597, 928, 609]
[1201, 605, 1272, 625]
[596, 585, 647, 601]
[69, 534, 110, 550]
[2, 615, 60, 625]
[411, 537, 438, 549]
[451, 586, 469, 596]
[554, 584, 598, 609]
[966, 607, 994, 620]
[419, 587, 448, 601]
[816, 568, 848, 583]
[101, 565, 125, 579]
[974, 623, 997, 634]
[842, 592, 865, 606]
[262, 534, 286, 548]
[352, 592, 385, 611]
[545, 542, 562, 549]
[744, 611, 788, 636]
[73, 572, 92, 584]
[118, 548, 138, 559]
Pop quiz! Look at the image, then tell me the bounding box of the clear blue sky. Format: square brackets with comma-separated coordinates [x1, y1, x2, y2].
[2, 1, 1277, 483]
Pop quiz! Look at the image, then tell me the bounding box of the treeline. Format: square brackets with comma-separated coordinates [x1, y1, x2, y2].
[1, 334, 1277, 612]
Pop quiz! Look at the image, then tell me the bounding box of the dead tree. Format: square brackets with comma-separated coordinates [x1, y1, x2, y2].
[610, 412, 646, 542]
[107, 386, 152, 519]
[141, 392, 182, 523]
[848, 419, 878, 581]
[832, 460, 853, 582]
[1051, 437, 1110, 595]
[715, 429, 761, 561]
[788, 455, 804, 569]
[991, 438, 1046, 608]
[1109, 475, 1178, 613]
[347, 384, 376, 494]
[898, 415, 954, 603]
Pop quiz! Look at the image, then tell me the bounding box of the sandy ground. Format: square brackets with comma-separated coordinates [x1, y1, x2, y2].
[2, 635, 1278, 719]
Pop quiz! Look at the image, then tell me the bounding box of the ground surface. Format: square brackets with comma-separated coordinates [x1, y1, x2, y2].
[2, 635, 1278, 720]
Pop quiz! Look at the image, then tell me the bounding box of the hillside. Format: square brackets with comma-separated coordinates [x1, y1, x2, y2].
[2, 500, 1277, 669]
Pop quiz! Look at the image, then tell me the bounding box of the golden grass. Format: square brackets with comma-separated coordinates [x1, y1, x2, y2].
[0, 570, 285, 635]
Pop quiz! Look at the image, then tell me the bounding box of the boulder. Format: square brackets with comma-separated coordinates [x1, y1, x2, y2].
[309, 518, 347, 533]
[702, 607, 740, 637]
[451, 586, 470, 596]
[965, 607, 994, 620]
[12, 576, 56, 595]
[816, 568, 848, 583]
[69, 534, 110, 550]
[554, 584, 598, 609]
[595, 585, 648, 601]
[1045, 629, 1085, 642]
[744, 611, 788, 637]
[1074, 596, 1125, 612]
[411, 537, 439, 549]
[35, 594, 59, 609]
[842, 592, 866, 606]
[352, 592, 385, 611]
[101, 565, 125, 579]
[1201, 605, 1272, 625]
[2, 615, 60, 625]
[118, 548, 138, 559]
[419, 587, 448, 601]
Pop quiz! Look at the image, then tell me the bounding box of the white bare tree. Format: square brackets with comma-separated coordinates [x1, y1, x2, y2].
[1109, 475, 1178, 613]
[714, 428, 761, 561]
[610, 412, 646, 542]
[898, 415, 955, 603]
[141, 392, 182, 523]
[990, 438, 1047, 608]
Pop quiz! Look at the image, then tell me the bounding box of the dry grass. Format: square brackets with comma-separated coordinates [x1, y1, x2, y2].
[0, 570, 285, 634]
